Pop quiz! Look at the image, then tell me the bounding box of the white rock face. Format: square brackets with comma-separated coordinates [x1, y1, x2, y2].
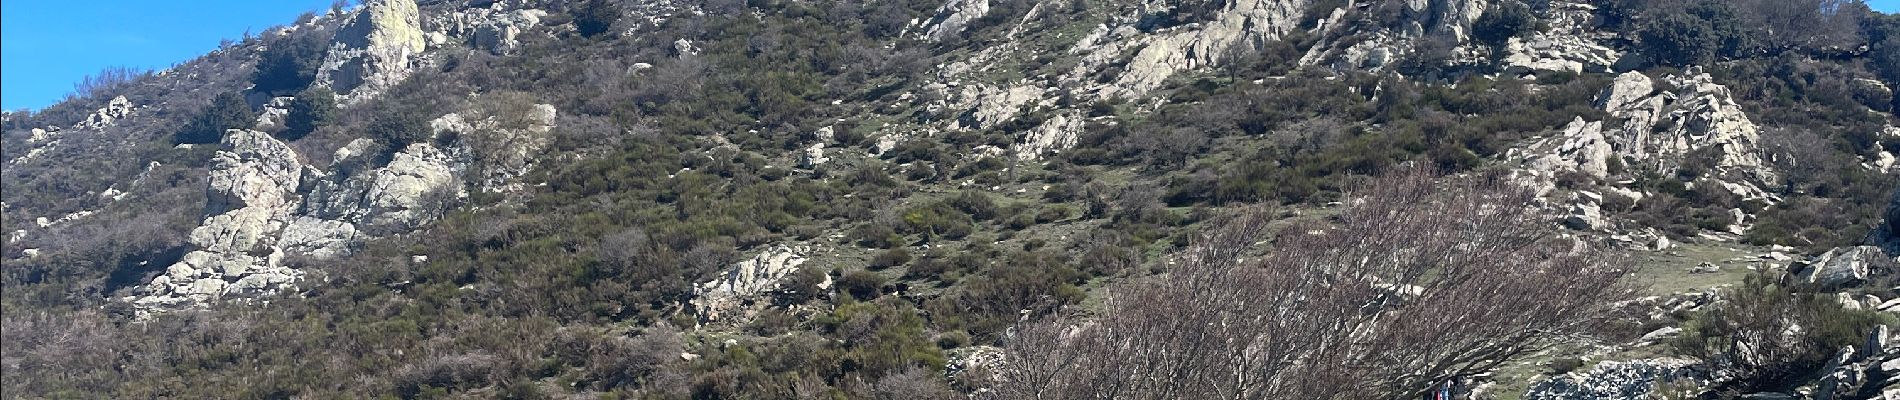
[1516, 69, 1778, 219]
[1526, 117, 1613, 179]
[692, 245, 828, 323]
[921, 0, 990, 41]
[1600, 69, 1772, 184]
[673, 39, 699, 56]
[926, 0, 1307, 159]
[302, 142, 462, 236]
[800, 143, 829, 168]
[125, 103, 564, 313]
[76, 96, 135, 130]
[317, 0, 426, 103]
[1088, 0, 1307, 98]
[1598, 72, 1654, 113]
[1014, 112, 1084, 160]
[205, 130, 304, 214]
[278, 216, 359, 258]
[131, 130, 307, 312]
[1502, 35, 1618, 74]
[1300, 0, 1486, 71]
[427, 103, 558, 189]
[955, 84, 1047, 130]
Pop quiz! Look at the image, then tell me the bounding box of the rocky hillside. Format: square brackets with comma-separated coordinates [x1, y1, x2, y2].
[4, 0, 1900, 398]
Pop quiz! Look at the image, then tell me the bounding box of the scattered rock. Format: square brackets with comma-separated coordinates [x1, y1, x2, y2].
[430, 5, 546, 54]
[946, 345, 1006, 387]
[1562, 202, 1607, 231]
[1525, 358, 1704, 400]
[76, 96, 134, 130]
[1092, 0, 1306, 98]
[1689, 263, 1720, 274]
[254, 96, 295, 130]
[1502, 34, 1619, 74]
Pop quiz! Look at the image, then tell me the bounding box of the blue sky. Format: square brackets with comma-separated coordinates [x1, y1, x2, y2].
[4, 1, 1900, 111]
[2, 1, 337, 111]
[1879, 0, 1900, 14]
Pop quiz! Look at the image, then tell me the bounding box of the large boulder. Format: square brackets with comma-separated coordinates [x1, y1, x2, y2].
[1791, 246, 1895, 290]
[278, 216, 359, 258]
[920, 0, 990, 42]
[692, 245, 829, 323]
[317, 0, 426, 103]
[1014, 112, 1084, 160]
[358, 143, 459, 233]
[1599, 72, 1654, 113]
[205, 129, 303, 214]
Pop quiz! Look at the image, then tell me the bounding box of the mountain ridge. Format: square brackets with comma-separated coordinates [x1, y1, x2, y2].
[4, 0, 1900, 398]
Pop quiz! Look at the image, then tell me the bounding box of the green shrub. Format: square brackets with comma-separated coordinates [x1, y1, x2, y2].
[1546, 358, 1585, 374]
[905, 249, 985, 283]
[854, 223, 903, 249]
[370, 107, 432, 149]
[901, 203, 975, 240]
[573, 0, 619, 38]
[251, 31, 330, 94]
[926, 251, 1083, 339]
[777, 265, 832, 304]
[868, 248, 911, 270]
[839, 270, 887, 300]
[945, 191, 999, 221]
[174, 92, 255, 144]
[281, 86, 337, 141]
[1634, 1, 1751, 66]
[1472, 1, 1535, 48]
[1673, 271, 1892, 392]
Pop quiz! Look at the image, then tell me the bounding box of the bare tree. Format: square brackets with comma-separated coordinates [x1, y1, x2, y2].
[1760, 126, 1844, 193]
[1735, 0, 1867, 53]
[71, 66, 148, 99]
[996, 167, 1633, 400]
